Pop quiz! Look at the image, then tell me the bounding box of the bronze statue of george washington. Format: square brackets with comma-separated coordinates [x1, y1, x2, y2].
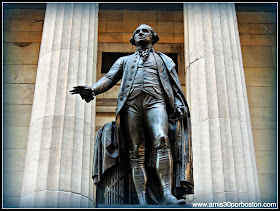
[70, 24, 193, 205]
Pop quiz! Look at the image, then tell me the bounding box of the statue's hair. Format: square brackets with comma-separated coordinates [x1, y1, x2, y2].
[130, 24, 159, 46]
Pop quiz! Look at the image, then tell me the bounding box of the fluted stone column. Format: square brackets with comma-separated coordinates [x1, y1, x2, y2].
[184, 3, 260, 203]
[20, 3, 99, 208]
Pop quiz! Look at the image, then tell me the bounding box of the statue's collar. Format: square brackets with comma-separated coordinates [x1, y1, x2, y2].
[135, 47, 155, 55]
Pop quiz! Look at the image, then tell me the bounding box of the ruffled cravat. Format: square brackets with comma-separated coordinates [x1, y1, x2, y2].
[139, 48, 150, 62]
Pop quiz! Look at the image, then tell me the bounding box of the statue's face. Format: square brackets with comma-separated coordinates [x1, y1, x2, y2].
[133, 25, 153, 46]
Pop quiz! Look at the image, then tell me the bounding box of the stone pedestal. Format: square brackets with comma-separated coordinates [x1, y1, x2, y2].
[19, 3, 99, 208]
[183, 3, 260, 203]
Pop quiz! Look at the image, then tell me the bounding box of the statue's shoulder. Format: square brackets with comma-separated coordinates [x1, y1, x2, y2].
[156, 52, 175, 66]
[118, 53, 135, 62]
[156, 51, 168, 58]
[124, 53, 135, 58]
[117, 54, 131, 60]
[114, 53, 134, 66]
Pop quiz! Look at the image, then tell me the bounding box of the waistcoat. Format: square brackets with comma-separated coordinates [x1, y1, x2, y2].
[129, 51, 164, 99]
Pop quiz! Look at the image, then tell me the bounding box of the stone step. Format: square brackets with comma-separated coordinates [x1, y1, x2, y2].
[97, 204, 191, 208]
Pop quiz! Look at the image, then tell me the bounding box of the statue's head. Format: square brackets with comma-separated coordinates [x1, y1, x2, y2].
[130, 24, 159, 46]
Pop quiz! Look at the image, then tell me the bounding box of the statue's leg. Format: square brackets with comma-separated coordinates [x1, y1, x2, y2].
[122, 101, 148, 205]
[146, 104, 184, 205]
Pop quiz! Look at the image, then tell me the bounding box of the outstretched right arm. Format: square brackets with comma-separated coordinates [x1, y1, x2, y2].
[90, 56, 125, 95]
[70, 56, 125, 103]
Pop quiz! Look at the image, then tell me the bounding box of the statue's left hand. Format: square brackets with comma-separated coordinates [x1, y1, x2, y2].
[70, 85, 95, 103]
[170, 105, 188, 121]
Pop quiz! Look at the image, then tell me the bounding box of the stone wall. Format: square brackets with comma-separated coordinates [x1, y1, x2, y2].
[237, 10, 277, 203]
[3, 3, 46, 208]
[98, 9, 184, 44]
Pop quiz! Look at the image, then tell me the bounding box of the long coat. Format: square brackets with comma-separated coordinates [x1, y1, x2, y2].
[92, 51, 193, 199]
[93, 51, 187, 115]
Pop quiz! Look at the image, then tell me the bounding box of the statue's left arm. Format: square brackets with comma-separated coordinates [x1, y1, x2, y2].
[157, 52, 189, 120]
[169, 68, 189, 121]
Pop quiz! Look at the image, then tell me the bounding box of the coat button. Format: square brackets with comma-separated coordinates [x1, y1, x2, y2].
[129, 78, 132, 81]
[131, 65, 135, 68]
[126, 85, 129, 88]
[120, 97, 123, 101]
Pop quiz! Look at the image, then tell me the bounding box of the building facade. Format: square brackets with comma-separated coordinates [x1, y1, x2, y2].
[3, 3, 277, 208]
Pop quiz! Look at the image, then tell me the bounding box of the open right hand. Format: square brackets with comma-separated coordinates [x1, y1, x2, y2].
[70, 85, 95, 103]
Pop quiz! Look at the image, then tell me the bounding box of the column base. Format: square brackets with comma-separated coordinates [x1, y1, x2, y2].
[20, 190, 94, 208]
